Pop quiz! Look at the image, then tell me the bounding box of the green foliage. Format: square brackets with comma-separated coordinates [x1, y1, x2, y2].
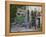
[10, 4, 17, 18]
[10, 5, 26, 18]
[16, 16, 24, 25]
[10, 5, 26, 23]
[38, 24, 42, 32]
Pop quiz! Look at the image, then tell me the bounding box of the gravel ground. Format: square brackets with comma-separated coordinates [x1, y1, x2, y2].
[11, 24, 38, 32]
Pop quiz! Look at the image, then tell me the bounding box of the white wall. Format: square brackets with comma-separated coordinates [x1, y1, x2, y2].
[0, 0, 46, 37]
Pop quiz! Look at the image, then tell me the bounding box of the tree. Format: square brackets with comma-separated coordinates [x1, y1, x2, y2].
[10, 4, 17, 23]
[10, 4, 17, 18]
[31, 10, 35, 26]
